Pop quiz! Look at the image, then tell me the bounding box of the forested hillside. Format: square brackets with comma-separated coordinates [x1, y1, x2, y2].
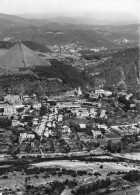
[0, 59, 93, 95]
[87, 47, 139, 92]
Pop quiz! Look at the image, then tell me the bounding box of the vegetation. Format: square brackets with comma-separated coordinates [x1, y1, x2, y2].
[124, 170, 140, 182]
[0, 41, 14, 49]
[23, 41, 53, 53]
[106, 134, 140, 153]
[72, 177, 111, 194]
[0, 59, 94, 96]
[86, 47, 139, 93]
[0, 117, 12, 128]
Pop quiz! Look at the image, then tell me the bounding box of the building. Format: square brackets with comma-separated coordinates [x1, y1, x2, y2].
[95, 89, 112, 97]
[62, 125, 71, 133]
[12, 119, 19, 126]
[0, 104, 17, 116]
[79, 124, 86, 129]
[90, 108, 97, 117]
[77, 87, 82, 96]
[33, 103, 41, 109]
[100, 109, 107, 119]
[4, 95, 21, 104]
[20, 133, 35, 141]
[92, 130, 102, 139]
[33, 118, 39, 126]
[89, 93, 99, 101]
[56, 102, 80, 109]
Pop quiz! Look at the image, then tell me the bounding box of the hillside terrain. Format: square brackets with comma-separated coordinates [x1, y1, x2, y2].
[0, 42, 139, 95]
[84, 47, 139, 93]
[0, 59, 92, 95]
[0, 41, 52, 52]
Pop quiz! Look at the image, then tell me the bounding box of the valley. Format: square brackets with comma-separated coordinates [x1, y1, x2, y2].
[0, 10, 140, 195]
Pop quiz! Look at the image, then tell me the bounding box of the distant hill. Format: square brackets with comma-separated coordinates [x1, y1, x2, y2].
[0, 13, 33, 33]
[0, 13, 31, 24]
[20, 12, 139, 26]
[0, 41, 52, 53]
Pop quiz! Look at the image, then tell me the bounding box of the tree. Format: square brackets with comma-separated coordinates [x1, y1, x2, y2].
[0, 117, 12, 128]
[25, 143, 32, 153]
[100, 128, 105, 135]
[0, 108, 4, 116]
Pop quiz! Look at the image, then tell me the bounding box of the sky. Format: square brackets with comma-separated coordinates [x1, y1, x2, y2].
[0, 0, 139, 17]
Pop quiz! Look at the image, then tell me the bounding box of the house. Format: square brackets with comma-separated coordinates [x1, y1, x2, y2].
[78, 111, 89, 118]
[89, 93, 99, 101]
[12, 119, 19, 126]
[44, 130, 53, 137]
[92, 130, 102, 139]
[77, 87, 82, 96]
[97, 124, 108, 130]
[56, 102, 80, 109]
[104, 90, 112, 96]
[0, 104, 17, 116]
[4, 95, 21, 104]
[23, 95, 30, 100]
[95, 89, 112, 97]
[33, 118, 39, 126]
[58, 114, 63, 122]
[62, 125, 71, 133]
[33, 103, 41, 109]
[90, 108, 97, 117]
[100, 109, 107, 119]
[74, 107, 89, 118]
[47, 122, 52, 127]
[19, 133, 27, 141]
[66, 90, 76, 97]
[20, 133, 35, 141]
[79, 124, 86, 129]
[27, 133, 35, 139]
[95, 89, 105, 96]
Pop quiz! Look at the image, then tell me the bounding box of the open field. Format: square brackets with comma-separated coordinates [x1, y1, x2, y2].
[32, 160, 140, 172]
[113, 153, 140, 161]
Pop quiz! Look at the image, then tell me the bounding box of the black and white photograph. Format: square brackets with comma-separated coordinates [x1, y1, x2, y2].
[0, 0, 140, 194]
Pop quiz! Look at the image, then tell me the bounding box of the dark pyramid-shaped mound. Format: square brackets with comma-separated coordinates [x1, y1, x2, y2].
[0, 42, 51, 69]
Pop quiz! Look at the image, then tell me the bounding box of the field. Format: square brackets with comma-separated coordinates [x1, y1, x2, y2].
[0, 156, 140, 194]
[32, 160, 139, 172]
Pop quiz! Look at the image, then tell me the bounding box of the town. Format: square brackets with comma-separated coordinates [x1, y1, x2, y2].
[0, 86, 140, 194]
[0, 86, 140, 157]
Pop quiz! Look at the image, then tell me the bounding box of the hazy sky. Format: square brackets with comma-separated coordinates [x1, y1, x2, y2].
[0, 0, 139, 16]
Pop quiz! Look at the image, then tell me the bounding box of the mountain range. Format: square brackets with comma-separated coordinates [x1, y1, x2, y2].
[0, 13, 139, 49]
[19, 12, 139, 26]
